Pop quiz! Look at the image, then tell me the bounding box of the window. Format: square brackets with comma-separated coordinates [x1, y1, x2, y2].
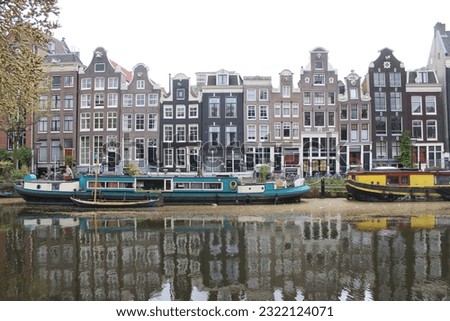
[391, 116, 402, 135]
[361, 124, 369, 141]
[282, 86, 290, 98]
[374, 92, 386, 111]
[64, 95, 74, 109]
[274, 103, 281, 117]
[340, 124, 348, 141]
[411, 96, 422, 114]
[373, 72, 385, 87]
[328, 111, 335, 127]
[283, 123, 291, 138]
[95, 77, 104, 90]
[38, 117, 47, 132]
[135, 138, 144, 159]
[328, 92, 336, 105]
[64, 115, 73, 132]
[259, 89, 269, 100]
[107, 112, 117, 130]
[164, 149, 173, 167]
[283, 103, 290, 117]
[361, 104, 368, 119]
[209, 126, 220, 145]
[80, 136, 91, 164]
[51, 140, 61, 162]
[260, 125, 269, 141]
[148, 93, 158, 106]
[304, 111, 311, 127]
[376, 141, 387, 158]
[313, 74, 325, 85]
[39, 95, 48, 110]
[176, 88, 185, 100]
[314, 92, 325, 105]
[349, 88, 358, 99]
[176, 125, 186, 142]
[340, 105, 348, 120]
[209, 97, 220, 118]
[347, 106, 356, 121]
[136, 80, 145, 90]
[246, 89, 256, 101]
[427, 120, 437, 140]
[412, 120, 422, 139]
[415, 71, 429, 83]
[303, 92, 311, 105]
[225, 97, 237, 117]
[226, 126, 237, 145]
[94, 93, 104, 107]
[52, 95, 61, 109]
[375, 116, 387, 135]
[392, 141, 400, 158]
[351, 124, 358, 142]
[217, 74, 228, 85]
[123, 114, 132, 131]
[189, 104, 198, 118]
[292, 123, 299, 138]
[176, 148, 186, 167]
[148, 113, 157, 131]
[164, 125, 173, 142]
[389, 72, 401, 87]
[390, 92, 402, 111]
[123, 94, 133, 107]
[315, 112, 325, 127]
[108, 77, 118, 89]
[64, 76, 74, 87]
[164, 105, 173, 118]
[93, 112, 103, 130]
[247, 125, 256, 141]
[81, 78, 91, 90]
[314, 61, 323, 69]
[108, 93, 118, 107]
[94, 63, 105, 72]
[425, 96, 436, 114]
[135, 113, 145, 131]
[292, 103, 299, 117]
[52, 76, 61, 89]
[189, 124, 198, 142]
[260, 105, 268, 120]
[136, 94, 145, 106]
[51, 116, 60, 132]
[274, 123, 281, 138]
[80, 113, 90, 131]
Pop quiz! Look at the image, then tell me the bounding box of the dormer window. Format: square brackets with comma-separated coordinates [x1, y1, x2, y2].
[217, 74, 228, 85]
[314, 61, 323, 70]
[176, 88, 185, 100]
[94, 63, 105, 72]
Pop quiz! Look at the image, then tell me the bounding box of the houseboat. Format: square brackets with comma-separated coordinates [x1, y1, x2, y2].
[345, 167, 450, 201]
[14, 173, 311, 206]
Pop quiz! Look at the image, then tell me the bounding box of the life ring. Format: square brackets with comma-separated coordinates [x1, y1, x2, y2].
[229, 181, 237, 191]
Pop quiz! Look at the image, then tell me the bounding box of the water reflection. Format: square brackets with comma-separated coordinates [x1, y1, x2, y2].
[0, 208, 449, 301]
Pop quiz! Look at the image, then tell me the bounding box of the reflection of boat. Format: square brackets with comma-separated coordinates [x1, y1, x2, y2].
[345, 168, 450, 201]
[0, 191, 13, 197]
[70, 197, 158, 208]
[15, 173, 310, 205]
[355, 219, 388, 231]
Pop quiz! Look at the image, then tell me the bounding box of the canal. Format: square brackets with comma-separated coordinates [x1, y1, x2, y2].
[0, 199, 449, 301]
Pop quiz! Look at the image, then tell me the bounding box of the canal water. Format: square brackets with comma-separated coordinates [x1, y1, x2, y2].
[0, 200, 449, 301]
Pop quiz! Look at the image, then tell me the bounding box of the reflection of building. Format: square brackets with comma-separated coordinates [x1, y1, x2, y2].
[1, 214, 449, 300]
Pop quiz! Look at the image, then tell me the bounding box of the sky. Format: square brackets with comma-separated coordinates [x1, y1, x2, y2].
[53, 0, 449, 89]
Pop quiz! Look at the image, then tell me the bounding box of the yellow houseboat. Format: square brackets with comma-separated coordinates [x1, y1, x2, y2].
[345, 167, 450, 201]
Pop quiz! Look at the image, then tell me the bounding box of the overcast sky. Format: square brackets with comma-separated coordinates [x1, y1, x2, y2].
[53, 0, 449, 89]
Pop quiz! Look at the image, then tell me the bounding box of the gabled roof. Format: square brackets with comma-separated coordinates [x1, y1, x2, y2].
[110, 60, 132, 82]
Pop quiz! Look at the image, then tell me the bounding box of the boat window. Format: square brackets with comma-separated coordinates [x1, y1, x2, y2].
[175, 183, 188, 189]
[387, 176, 399, 184]
[107, 182, 118, 188]
[118, 182, 133, 188]
[204, 182, 222, 190]
[88, 181, 105, 188]
[400, 176, 409, 185]
[435, 175, 450, 184]
[190, 182, 203, 189]
[165, 179, 172, 191]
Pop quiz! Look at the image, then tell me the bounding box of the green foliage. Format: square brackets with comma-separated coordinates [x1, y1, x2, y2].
[397, 131, 413, 168]
[124, 162, 140, 176]
[258, 164, 270, 182]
